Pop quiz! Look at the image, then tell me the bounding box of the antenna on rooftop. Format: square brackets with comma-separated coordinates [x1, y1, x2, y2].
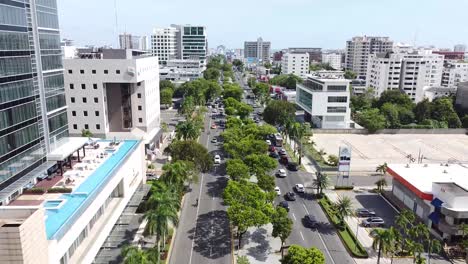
[114, 0, 119, 47]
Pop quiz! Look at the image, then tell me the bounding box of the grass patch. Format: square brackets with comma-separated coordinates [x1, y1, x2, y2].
[334, 186, 354, 190]
[303, 143, 337, 170]
[319, 196, 368, 258]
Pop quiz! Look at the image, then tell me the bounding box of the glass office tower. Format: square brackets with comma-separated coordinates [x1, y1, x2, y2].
[0, 0, 68, 204]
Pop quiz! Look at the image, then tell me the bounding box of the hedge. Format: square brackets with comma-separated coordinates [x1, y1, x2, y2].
[47, 187, 72, 193]
[334, 186, 354, 190]
[23, 187, 45, 194]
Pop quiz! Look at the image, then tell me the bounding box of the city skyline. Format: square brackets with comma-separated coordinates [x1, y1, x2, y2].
[58, 0, 468, 49]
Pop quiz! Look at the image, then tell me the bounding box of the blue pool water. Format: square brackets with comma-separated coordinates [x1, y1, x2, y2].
[44, 200, 62, 208]
[45, 140, 138, 239]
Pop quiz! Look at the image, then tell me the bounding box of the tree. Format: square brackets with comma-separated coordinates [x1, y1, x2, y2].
[312, 172, 329, 196]
[264, 62, 272, 69]
[237, 256, 250, 264]
[371, 228, 398, 264]
[161, 88, 173, 108]
[281, 245, 325, 264]
[375, 163, 388, 175]
[414, 99, 432, 123]
[397, 106, 415, 125]
[160, 80, 175, 91]
[356, 108, 386, 133]
[232, 59, 244, 71]
[375, 90, 414, 109]
[81, 129, 93, 137]
[289, 122, 311, 164]
[253, 82, 270, 103]
[226, 159, 250, 181]
[175, 120, 201, 141]
[144, 205, 178, 252]
[272, 207, 293, 258]
[263, 100, 296, 126]
[247, 77, 257, 88]
[164, 140, 213, 172]
[375, 178, 387, 193]
[350, 88, 375, 113]
[333, 196, 353, 228]
[447, 112, 462, 128]
[244, 154, 277, 175]
[121, 245, 149, 264]
[344, 70, 357, 80]
[203, 67, 220, 80]
[269, 74, 303, 89]
[179, 96, 196, 118]
[431, 97, 457, 122]
[327, 155, 339, 166]
[381, 103, 401, 128]
[160, 161, 197, 190]
[257, 173, 276, 192]
[237, 103, 253, 119]
[223, 84, 244, 101]
[204, 81, 222, 102]
[461, 115, 468, 128]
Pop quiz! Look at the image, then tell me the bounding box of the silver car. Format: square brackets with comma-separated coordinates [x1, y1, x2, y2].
[362, 217, 385, 227]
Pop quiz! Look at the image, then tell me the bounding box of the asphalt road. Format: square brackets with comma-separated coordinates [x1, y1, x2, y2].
[170, 113, 231, 264]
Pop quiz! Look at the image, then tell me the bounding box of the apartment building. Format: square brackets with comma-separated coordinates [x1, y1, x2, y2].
[244, 37, 271, 63]
[345, 36, 393, 79]
[296, 72, 351, 128]
[288, 47, 322, 63]
[366, 51, 444, 102]
[64, 49, 162, 149]
[151, 27, 178, 65]
[441, 61, 468, 88]
[281, 52, 309, 77]
[321, 53, 342, 70]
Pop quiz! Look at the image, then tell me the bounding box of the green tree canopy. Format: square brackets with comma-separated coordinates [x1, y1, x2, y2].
[203, 67, 221, 80]
[226, 159, 250, 181]
[374, 90, 414, 109]
[263, 100, 296, 126]
[223, 84, 244, 101]
[344, 70, 357, 80]
[244, 154, 277, 175]
[281, 245, 325, 264]
[414, 98, 432, 123]
[160, 80, 175, 91]
[356, 108, 386, 133]
[161, 88, 173, 108]
[269, 74, 303, 89]
[163, 140, 213, 172]
[272, 207, 293, 257]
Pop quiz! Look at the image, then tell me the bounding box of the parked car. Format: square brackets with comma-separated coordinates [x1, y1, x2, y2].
[211, 124, 217, 129]
[276, 169, 287, 178]
[279, 156, 288, 165]
[284, 192, 296, 201]
[146, 172, 160, 181]
[268, 145, 276, 152]
[294, 184, 305, 193]
[278, 201, 289, 212]
[214, 155, 221, 164]
[362, 217, 385, 227]
[356, 208, 376, 218]
[269, 152, 279, 158]
[274, 186, 281, 196]
[287, 162, 299, 171]
[211, 138, 218, 143]
[278, 149, 287, 156]
[303, 215, 319, 228]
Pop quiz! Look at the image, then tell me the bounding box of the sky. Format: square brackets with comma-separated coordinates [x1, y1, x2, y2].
[58, 0, 468, 50]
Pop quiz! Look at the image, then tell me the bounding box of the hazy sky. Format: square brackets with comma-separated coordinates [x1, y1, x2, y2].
[58, 0, 468, 50]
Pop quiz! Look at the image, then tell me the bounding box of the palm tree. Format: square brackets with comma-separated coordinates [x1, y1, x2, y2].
[372, 227, 399, 264]
[375, 178, 387, 192]
[175, 120, 201, 141]
[160, 161, 197, 190]
[333, 196, 353, 228]
[144, 206, 179, 252]
[146, 247, 161, 264]
[146, 187, 180, 213]
[312, 172, 329, 197]
[121, 245, 148, 264]
[395, 210, 416, 255]
[289, 122, 311, 164]
[376, 162, 388, 175]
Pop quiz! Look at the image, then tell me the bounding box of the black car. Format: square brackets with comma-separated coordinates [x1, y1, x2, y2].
[284, 192, 296, 201]
[287, 162, 299, 171]
[356, 208, 376, 217]
[278, 201, 289, 212]
[303, 215, 319, 228]
[278, 149, 287, 156]
[269, 152, 279, 158]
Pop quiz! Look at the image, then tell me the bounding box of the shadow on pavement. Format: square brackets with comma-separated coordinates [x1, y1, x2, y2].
[205, 176, 228, 199]
[354, 194, 396, 226]
[244, 228, 272, 262]
[187, 210, 231, 260]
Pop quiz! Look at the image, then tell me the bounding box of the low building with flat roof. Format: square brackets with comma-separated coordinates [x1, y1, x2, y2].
[388, 163, 468, 241]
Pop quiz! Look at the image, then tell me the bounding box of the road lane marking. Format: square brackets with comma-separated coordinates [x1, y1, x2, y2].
[188, 172, 205, 264]
[292, 213, 296, 221]
[300, 231, 305, 241]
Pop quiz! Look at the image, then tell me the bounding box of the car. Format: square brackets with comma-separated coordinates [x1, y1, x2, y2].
[287, 162, 299, 171]
[274, 186, 281, 196]
[211, 124, 217, 129]
[146, 172, 160, 181]
[268, 145, 276, 152]
[269, 152, 279, 158]
[278, 201, 289, 212]
[294, 184, 305, 193]
[211, 138, 218, 143]
[284, 192, 296, 201]
[276, 169, 287, 178]
[279, 156, 289, 165]
[356, 208, 376, 218]
[303, 215, 319, 228]
[214, 155, 221, 164]
[266, 140, 272, 145]
[278, 149, 287, 156]
[362, 217, 385, 227]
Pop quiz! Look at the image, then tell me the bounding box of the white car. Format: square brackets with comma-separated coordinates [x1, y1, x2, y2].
[294, 184, 305, 193]
[266, 140, 272, 145]
[274, 186, 281, 196]
[276, 169, 287, 178]
[214, 155, 221, 164]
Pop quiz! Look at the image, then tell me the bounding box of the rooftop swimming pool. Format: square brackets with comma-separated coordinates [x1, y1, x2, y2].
[45, 140, 138, 239]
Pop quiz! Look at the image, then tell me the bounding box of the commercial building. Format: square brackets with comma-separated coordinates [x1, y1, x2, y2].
[388, 163, 468, 241]
[159, 59, 203, 84]
[288, 48, 322, 63]
[433, 51, 465, 61]
[454, 44, 466, 53]
[366, 51, 444, 102]
[244, 37, 271, 63]
[441, 61, 468, 88]
[350, 79, 367, 95]
[151, 27, 178, 65]
[321, 53, 342, 70]
[119, 33, 147, 50]
[423, 86, 457, 101]
[296, 71, 351, 128]
[455, 82, 468, 114]
[345, 36, 393, 80]
[281, 52, 309, 77]
[0, 0, 72, 205]
[64, 48, 162, 149]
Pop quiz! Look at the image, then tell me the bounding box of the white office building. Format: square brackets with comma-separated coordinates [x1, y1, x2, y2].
[151, 27, 178, 65]
[366, 51, 444, 102]
[159, 59, 203, 84]
[64, 49, 162, 149]
[244, 37, 271, 63]
[321, 53, 342, 70]
[345, 36, 393, 80]
[441, 61, 468, 88]
[296, 72, 351, 129]
[281, 52, 309, 77]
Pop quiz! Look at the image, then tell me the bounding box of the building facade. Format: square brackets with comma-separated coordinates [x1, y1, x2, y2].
[296, 72, 351, 128]
[281, 52, 309, 77]
[433, 51, 465, 61]
[345, 36, 393, 80]
[119, 33, 147, 50]
[321, 53, 342, 70]
[366, 51, 444, 102]
[0, 0, 70, 204]
[244, 37, 271, 63]
[159, 59, 203, 84]
[64, 49, 161, 146]
[441, 61, 468, 88]
[454, 44, 466, 53]
[288, 47, 322, 63]
[151, 27, 178, 65]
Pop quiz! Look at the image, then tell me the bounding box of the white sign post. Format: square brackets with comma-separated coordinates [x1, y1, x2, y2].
[336, 146, 351, 186]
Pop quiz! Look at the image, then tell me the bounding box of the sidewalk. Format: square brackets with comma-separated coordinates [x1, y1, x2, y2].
[236, 224, 282, 264]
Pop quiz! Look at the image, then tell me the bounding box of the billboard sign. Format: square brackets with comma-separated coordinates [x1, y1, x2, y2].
[338, 146, 351, 172]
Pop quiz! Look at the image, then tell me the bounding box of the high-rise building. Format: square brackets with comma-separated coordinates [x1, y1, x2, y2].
[345, 36, 393, 79]
[366, 51, 444, 102]
[0, 0, 70, 205]
[151, 27, 179, 65]
[244, 37, 271, 63]
[454, 44, 466, 53]
[288, 48, 322, 63]
[441, 61, 468, 88]
[321, 53, 342, 70]
[119, 33, 147, 50]
[281, 52, 309, 77]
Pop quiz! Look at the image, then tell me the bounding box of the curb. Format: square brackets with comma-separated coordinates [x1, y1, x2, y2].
[167, 194, 186, 264]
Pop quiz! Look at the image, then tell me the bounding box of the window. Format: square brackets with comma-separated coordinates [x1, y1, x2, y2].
[138, 105, 142, 111]
[137, 93, 141, 98]
[83, 111, 88, 117]
[328, 96, 348, 103]
[104, 70, 108, 74]
[80, 70, 84, 74]
[137, 82, 141, 86]
[84, 124, 89, 129]
[327, 106, 347, 113]
[94, 97, 98, 103]
[81, 84, 86, 89]
[93, 84, 97, 89]
[72, 111, 76, 116]
[73, 124, 77, 129]
[96, 124, 100, 130]
[92, 70, 96, 74]
[71, 97, 75, 103]
[138, 118, 143, 123]
[116, 70, 120, 74]
[82, 97, 87, 103]
[327, 85, 347, 91]
[68, 70, 72, 74]
[70, 84, 74, 89]
[95, 111, 99, 116]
